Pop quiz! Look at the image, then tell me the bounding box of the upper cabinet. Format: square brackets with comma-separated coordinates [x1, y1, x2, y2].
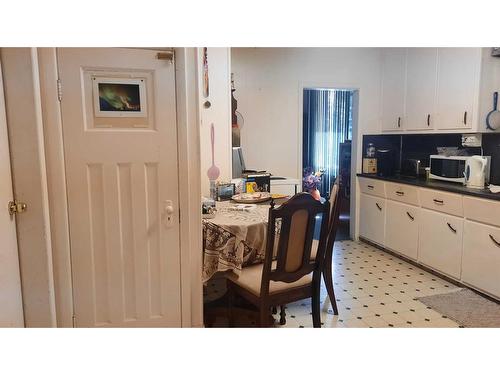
[405, 48, 438, 130]
[380, 48, 407, 131]
[435, 48, 481, 130]
[380, 48, 500, 134]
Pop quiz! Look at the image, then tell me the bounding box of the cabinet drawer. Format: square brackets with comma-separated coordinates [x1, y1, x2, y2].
[418, 209, 463, 279]
[358, 177, 385, 198]
[462, 221, 500, 299]
[463, 196, 500, 228]
[385, 182, 420, 206]
[420, 188, 463, 216]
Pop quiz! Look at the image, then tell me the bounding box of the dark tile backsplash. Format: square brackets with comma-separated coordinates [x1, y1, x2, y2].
[362, 133, 500, 184]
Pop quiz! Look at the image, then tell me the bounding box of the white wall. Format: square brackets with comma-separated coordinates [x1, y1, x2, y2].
[231, 48, 382, 179]
[198, 48, 232, 197]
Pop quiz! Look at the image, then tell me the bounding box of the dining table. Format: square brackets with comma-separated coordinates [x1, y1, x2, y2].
[202, 200, 275, 283]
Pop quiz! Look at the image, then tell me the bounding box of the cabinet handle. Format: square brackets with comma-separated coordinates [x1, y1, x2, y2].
[489, 234, 500, 248]
[463, 111, 467, 125]
[396, 191, 405, 196]
[397, 117, 401, 128]
[367, 185, 374, 190]
[406, 212, 415, 221]
[447, 222, 457, 234]
[433, 199, 444, 205]
[427, 114, 431, 126]
[375, 203, 382, 211]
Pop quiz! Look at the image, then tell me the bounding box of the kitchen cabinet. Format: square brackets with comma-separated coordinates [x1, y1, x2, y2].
[405, 48, 438, 130]
[418, 209, 463, 279]
[462, 220, 500, 299]
[436, 48, 480, 130]
[381, 48, 406, 132]
[385, 200, 419, 260]
[359, 193, 385, 246]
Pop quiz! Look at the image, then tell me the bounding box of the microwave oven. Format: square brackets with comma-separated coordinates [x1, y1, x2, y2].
[429, 155, 469, 183]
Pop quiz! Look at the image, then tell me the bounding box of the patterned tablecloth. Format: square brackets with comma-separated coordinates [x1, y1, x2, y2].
[202, 201, 272, 282]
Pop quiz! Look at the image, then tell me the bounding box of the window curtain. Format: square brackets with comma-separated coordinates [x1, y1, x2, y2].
[303, 88, 353, 196]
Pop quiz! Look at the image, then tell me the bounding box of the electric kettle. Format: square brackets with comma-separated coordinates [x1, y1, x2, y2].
[464, 156, 490, 189]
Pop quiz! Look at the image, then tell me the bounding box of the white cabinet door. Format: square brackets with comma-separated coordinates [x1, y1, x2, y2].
[381, 48, 407, 132]
[385, 200, 419, 260]
[359, 193, 386, 246]
[418, 209, 463, 279]
[436, 48, 480, 130]
[405, 48, 438, 130]
[462, 220, 500, 299]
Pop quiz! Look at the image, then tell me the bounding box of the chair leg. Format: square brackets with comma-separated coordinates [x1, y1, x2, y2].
[279, 305, 286, 325]
[227, 283, 235, 327]
[259, 306, 270, 328]
[323, 254, 339, 315]
[312, 284, 321, 328]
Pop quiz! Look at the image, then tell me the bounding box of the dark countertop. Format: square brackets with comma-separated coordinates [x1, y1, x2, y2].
[357, 173, 500, 201]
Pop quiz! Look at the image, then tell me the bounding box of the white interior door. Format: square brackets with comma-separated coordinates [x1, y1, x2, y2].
[58, 48, 181, 327]
[0, 60, 24, 327]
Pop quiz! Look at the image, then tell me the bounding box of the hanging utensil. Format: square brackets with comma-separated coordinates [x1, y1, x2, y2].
[486, 92, 500, 130]
[207, 123, 220, 181]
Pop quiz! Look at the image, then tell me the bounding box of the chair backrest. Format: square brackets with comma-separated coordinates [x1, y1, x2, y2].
[325, 178, 342, 258]
[260, 193, 330, 296]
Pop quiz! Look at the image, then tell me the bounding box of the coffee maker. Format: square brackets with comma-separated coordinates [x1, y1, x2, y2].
[376, 149, 394, 177]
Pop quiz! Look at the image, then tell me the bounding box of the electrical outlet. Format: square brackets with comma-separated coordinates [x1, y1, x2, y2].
[462, 133, 482, 148]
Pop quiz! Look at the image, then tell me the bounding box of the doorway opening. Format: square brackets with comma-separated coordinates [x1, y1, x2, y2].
[303, 88, 356, 240]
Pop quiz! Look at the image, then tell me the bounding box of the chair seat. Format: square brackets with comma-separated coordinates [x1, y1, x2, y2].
[227, 261, 312, 296]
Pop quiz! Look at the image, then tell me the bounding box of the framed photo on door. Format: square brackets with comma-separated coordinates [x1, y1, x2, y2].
[92, 77, 147, 118]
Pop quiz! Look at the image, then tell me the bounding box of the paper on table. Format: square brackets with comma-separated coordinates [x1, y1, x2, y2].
[227, 204, 257, 212]
[488, 184, 500, 194]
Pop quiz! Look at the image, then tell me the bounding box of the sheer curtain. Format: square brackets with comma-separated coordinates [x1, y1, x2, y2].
[303, 88, 353, 196]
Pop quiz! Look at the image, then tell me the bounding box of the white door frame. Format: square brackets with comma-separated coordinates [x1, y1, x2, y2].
[38, 47, 203, 327]
[297, 82, 361, 240]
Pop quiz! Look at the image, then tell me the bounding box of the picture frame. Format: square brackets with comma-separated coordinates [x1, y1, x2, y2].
[92, 77, 147, 118]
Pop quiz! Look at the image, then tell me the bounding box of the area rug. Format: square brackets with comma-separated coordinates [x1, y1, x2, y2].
[417, 289, 500, 328]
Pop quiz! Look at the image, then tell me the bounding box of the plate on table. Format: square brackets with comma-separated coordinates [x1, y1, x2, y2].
[231, 192, 272, 203]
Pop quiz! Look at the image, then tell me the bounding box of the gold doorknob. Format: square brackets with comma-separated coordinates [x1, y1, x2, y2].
[8, 200, 27, 216]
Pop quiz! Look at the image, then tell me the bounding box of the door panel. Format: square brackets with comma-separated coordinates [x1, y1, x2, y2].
[418, 209, 463, 279]
[58, 48, 181, 327]
[385, 200, 419, 260]
[381, 48, 406, 131]
[405, 48, 438, 130]
[359, 193, 385, 246]
[0, 61, 24, 327]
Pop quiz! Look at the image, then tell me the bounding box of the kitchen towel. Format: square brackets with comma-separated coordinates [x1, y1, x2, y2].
[488, 184, 500, 193]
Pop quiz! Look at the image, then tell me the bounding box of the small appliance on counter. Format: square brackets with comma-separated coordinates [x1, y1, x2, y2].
[429, 155, 468, 183]
[464, 155, 491, 189]
[376, 149, 394, 177]
[362, 142, 377, 174]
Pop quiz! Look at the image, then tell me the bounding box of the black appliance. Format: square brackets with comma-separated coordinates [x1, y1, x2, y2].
[376, 149, 394, 177]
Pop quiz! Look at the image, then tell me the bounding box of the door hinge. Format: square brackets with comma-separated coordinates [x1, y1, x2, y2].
[72, 314, 76, 328]
[57, 78, 62, 101]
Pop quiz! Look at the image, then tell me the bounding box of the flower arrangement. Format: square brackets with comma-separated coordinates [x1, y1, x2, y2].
[302, 167, 325, 191]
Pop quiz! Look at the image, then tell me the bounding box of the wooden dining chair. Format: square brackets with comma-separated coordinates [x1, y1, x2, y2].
[320, 178, 342, 315]
[226, 193, 330, 327]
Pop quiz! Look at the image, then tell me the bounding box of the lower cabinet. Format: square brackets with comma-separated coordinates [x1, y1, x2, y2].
[385, 200, 419, 260]
[418, 209, 463, 279]
[462, 221, 500, 299]
[359, 193, 385, 246]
